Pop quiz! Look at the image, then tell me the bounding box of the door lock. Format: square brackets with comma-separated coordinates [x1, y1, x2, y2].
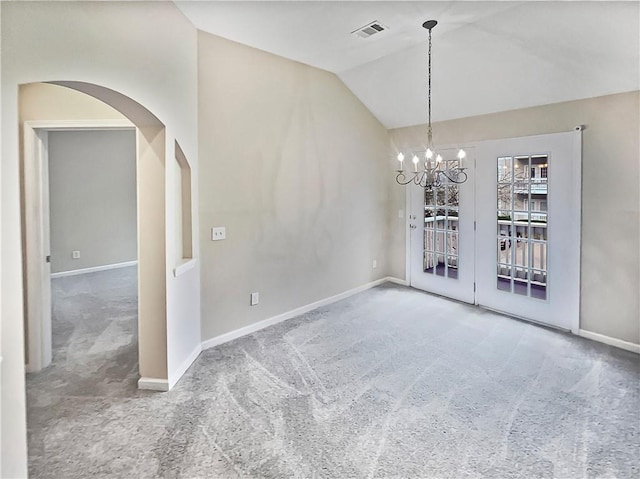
[45, 255, 51, 263]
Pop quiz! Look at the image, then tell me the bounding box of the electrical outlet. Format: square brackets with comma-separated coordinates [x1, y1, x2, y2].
[373, 259, 377, 269]
[211, 227, 226, 241]
[72, 250, 80, 259]
[250, 292, 259, 306]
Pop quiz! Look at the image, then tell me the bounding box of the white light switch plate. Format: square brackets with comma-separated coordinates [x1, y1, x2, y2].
[72, 250, 81, 259]
[211, 227, 226, 241]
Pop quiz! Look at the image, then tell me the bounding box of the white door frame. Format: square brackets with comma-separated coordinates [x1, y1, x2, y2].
[23, 119, 135, 372]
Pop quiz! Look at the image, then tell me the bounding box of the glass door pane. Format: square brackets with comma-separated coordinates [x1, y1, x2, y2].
[423, 163, 461, 279]
[495, 154, 548, 300]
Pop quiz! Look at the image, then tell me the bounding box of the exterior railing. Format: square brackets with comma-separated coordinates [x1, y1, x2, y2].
[514, 178, 547, 194]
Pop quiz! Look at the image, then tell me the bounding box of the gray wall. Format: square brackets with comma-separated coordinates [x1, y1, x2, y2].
[48, 129, 137, 273]
[389, 91, 640, 345]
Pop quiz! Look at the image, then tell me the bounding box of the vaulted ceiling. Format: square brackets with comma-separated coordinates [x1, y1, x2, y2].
[176, 1, 639, 129]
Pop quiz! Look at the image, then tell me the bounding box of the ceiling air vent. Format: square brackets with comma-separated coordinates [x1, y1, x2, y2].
[351, 21, 388, 39]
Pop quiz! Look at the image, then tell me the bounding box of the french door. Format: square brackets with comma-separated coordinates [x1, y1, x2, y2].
[409, 147, 475, 304]
[409, 131, 581, 331]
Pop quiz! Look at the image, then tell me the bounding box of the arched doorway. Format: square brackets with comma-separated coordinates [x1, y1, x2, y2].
[22, 81, 169, 388]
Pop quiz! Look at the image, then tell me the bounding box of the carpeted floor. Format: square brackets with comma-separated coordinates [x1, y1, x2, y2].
[27, 267, 639, 478]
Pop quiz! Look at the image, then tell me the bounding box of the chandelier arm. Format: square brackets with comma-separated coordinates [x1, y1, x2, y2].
[454, 169, 469, 184]
[416, 174, 427, 188]
[437, 169, 469, 184]
[395, 171, 415, 185]
[413, 171, 427, 186]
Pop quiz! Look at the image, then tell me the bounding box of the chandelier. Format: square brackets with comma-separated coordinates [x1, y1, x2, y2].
[395, 20, 467, 188]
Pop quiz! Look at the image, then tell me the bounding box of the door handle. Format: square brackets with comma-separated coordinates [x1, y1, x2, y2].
[45, 255, 51, 263]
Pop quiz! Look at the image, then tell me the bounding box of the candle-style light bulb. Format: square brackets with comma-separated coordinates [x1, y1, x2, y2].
[397, 152, 405, 170]
[425, 149, 434, 170]
[436, 154, 443, 165]
[412, 154, 419, 172]
[456, 149, 466, 169]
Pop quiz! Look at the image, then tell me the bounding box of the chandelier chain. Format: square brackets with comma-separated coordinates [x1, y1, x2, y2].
[427, 27, 432, 136]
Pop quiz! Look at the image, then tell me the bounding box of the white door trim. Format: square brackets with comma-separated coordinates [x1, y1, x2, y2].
[569, 127, 583, 333]
[24, 119, 134, 131]
[24, 125, 52, 372]
[23, 119, 135, 373]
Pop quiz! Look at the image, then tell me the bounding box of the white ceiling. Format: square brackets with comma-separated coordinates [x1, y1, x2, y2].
[176, 1, 640, 129]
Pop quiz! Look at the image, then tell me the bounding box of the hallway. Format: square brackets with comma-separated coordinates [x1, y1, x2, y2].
[26, 266, 140, 474]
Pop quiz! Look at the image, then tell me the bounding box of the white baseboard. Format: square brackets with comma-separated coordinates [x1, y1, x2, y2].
[51, 260, 137, 278]
[143, 277, 410, 391]
[578, 329, 640, 354]
[202, 276, 396, 350]
[168, 343, 202, 389]
[386, 276, 409, 286]
[138, 377, 169, 392]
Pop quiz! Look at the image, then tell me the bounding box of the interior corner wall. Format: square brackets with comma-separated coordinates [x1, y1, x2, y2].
[1, 2, 200, 475]
[197, 31, 391, 341]
[389, 91, 640, 345]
